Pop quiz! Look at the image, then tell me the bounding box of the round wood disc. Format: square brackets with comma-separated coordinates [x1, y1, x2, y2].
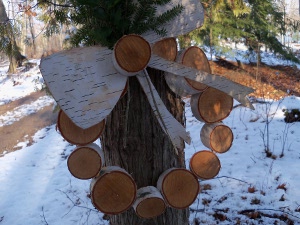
[134, 186, 166, 219]
[57, 110, 105, 146]
[210, 124, 233, 153]
[195, 87, 233, 123]
[190, 151, 221, 179]
[114, 34, 151, 73]
[152, 37, 177, 61]
[67, 143, 104, 179]
[157, 168, 199, 209]
[90, 167, 137, 214]
[183, 46, 209, 91]
[136, 198, 166, 218]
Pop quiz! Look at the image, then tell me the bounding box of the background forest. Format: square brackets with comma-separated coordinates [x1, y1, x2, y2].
[1, 0, 300, 72]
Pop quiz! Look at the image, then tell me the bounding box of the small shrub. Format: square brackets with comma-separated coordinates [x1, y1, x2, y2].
[283, 108, 300, 123]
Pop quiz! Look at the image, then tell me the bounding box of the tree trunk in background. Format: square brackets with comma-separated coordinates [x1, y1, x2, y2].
[101, 68, 189, 225]
[28, 15, 36, 57]
[0, 0, 25, 73]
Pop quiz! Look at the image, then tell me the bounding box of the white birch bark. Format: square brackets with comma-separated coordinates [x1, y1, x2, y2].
[143, 0, 204, 44]
[40, 46, 127, 129]
[137, 71, 191, 148]
[149, 54, 255, 109]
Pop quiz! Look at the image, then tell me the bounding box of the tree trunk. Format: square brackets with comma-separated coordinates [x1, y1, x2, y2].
[0, 0, 25, 73]
[100, 68, 189, 225]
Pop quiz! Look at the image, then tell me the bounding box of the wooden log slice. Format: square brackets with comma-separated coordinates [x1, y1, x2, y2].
[157, 168, 199, 209]
[190, 151, 221, 180]
[152, 37, 177, 61]
[183, 46, 209, 91]
[133, 186, 166, 219]
[67, 143, 104, 179]
[191, 87, 233, 123]
[57, 110, 105, 146]
[90, 166, 137, 214]
[200, 122, 233, 153]
[165, 46, 210, 97]
[113, 34, 151, 76]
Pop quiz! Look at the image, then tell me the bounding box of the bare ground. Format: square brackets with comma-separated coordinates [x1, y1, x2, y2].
[0, 90, 58, 155]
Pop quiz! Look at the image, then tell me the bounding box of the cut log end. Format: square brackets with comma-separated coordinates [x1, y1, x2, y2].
[152, 37, 177, 61]
[57, 110, 105, 145]
[133, 186, 166, 219]
[192, 87, 233, 123]
[182, 46, 209, 91]
[165, 46, 210, 97]
[114, 34, 151, 74]
[90, 166, 137, 214]
[67, 143, 104, 179]
[201, 123, 233, 153]
[136, 198, 166, 218]
[157, 168, 199, 209]
[190, 151, 221, 179]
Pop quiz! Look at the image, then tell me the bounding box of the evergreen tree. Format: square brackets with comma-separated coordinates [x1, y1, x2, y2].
[0, 0, 26, 73]
[38, 0, 183, 48]
[191, 0, 299, 63]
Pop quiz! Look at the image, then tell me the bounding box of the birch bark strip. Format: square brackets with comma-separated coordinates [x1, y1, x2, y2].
[149, 54, 255, 109]
[143, 0, 204, 44]
[40, 46, 127, 129]
[137, 72, 191, 148]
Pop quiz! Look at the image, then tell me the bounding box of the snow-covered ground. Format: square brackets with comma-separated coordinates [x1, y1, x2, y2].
[0, 56, 300, 225]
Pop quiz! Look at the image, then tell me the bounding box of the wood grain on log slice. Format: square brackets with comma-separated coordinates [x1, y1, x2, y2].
[200, 122, 233, 153]
[157, 168, 199, 209]
[191, 87, 233, 123]
[152, 37, 177, 61]
[57, 110, 105, 146]
[165, 46, 210, 97]
[113, 34, 151, 76]
[90, 166, 137, 214]
[190, 151, 221, 179]
[183, 46, 209, 91]
[67, 143, 104, 179]
[133, 186, 166, 219]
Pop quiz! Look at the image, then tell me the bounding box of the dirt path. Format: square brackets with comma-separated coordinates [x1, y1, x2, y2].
[0, 91, 58, 155]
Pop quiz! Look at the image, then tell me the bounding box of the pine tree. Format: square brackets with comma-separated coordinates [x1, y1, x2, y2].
[0, 0, 26, 73]
[190, 0, 299, 63]
[38, 0, 183, 48]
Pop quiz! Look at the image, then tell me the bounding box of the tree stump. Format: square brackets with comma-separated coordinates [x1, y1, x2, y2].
[200, 122, 233, 153]
[133, 186, 166, 219]
[157, 168, 199, 209]
[57, 110, 105, 145]
[190, 151, 221, 180]
[152, 37, 177, 61]
[113, 34, 151, 76]
[190, 87, 233, 123]
[165, 46, 209, 97]
[67, 143, 104, 179]
[90, 166, 137, 215]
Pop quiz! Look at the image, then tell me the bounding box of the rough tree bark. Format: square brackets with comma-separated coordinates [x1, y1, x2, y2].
[0, 0, 25, 73]
[101, 68, 189, 225]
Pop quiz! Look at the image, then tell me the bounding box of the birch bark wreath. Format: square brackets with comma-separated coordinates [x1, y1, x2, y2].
[39, 0, 254, 217]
